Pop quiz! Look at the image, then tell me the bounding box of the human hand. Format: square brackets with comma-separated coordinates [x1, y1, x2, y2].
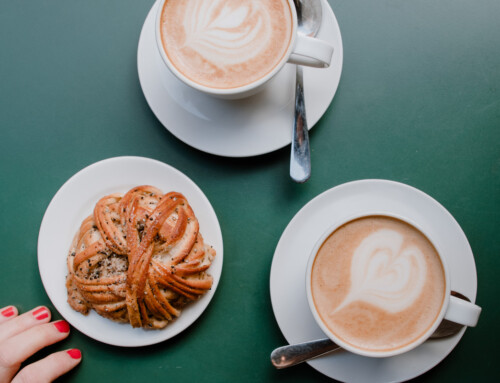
[0, 306, 81, 382]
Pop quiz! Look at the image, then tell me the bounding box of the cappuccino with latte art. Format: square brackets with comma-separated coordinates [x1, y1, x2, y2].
[310, 216, 446, 353]
[159, 0, 293, 89]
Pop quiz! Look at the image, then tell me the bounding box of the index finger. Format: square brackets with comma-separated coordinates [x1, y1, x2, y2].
[0, 321, 70, 369]
[0, 306, 52, 344]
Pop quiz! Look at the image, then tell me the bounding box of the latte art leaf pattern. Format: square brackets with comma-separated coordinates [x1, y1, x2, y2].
[182, 0, 270, 66]
[160, 0, 292, 89]
[333, 229, 427, 314]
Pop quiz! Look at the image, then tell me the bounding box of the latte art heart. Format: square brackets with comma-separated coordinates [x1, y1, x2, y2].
[182, 0, 270, 67]
[310, 216, 446, 352]
[333, 229, 427, 314]
[160, 0, 293, 89]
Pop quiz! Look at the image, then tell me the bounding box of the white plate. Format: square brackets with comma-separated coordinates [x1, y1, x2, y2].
[270, 179, 477, 382]
[38, 157, 223, 347]
[137, 0, 343, 157]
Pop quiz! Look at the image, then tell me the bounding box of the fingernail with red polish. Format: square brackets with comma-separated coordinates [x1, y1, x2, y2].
[1, 307, 15, 317]
[54, 320, 70, 333]
[33, 307, 49, 320]
[67, 349, 81, 359]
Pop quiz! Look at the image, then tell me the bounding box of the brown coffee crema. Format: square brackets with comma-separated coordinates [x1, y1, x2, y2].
[311, 216, 446, 352]
[160, 0, 293, 89]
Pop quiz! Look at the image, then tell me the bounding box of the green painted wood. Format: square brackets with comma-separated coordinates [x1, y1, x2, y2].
[0, 0, 498, 381]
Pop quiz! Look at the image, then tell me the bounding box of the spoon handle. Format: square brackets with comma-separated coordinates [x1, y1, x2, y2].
[270, 338, 340, 369]
[271, 292, 470, 369]
[290, 65, 311, 183]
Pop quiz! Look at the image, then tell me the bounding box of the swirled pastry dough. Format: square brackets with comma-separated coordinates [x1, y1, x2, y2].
[66, 186, 215, 329]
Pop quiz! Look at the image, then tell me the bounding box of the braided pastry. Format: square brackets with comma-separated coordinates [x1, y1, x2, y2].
[66, 185, 215, 329]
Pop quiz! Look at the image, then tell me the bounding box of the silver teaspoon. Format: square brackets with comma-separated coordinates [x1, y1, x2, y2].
[271, 291, 470, 369]
[290, 0, 323, 183]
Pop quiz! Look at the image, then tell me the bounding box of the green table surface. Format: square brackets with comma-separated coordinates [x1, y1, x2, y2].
[1, 0, 498, 382]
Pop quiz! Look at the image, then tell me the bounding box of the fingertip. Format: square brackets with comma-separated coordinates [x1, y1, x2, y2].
[66, 349, 82, 360]
[32, 306, 51, 321]
[54, 320, 70, 334]
[1, 305, 18, 319]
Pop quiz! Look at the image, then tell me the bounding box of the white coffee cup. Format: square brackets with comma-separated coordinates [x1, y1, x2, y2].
[305, 212, 482, 358]
[155, 0, 334, 99]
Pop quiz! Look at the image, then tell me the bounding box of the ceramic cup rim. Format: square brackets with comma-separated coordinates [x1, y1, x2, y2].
[305, 211, 451, 358]
[154, 0, 300, 97]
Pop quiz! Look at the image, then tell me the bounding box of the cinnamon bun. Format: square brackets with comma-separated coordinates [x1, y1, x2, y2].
[66, 186, 215, 329]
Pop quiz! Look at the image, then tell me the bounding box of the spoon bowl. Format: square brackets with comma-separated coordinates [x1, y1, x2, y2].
[295, 0, 323, 37]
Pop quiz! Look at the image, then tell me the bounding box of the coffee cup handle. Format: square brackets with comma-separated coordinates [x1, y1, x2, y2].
[444, 295, 482, 327]
[287, 35, 334, 68]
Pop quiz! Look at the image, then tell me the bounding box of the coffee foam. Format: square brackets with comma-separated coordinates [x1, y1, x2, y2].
[333, 229, 427, 314]
[311, 216, 446, 352]
[160, 0, 293, 89]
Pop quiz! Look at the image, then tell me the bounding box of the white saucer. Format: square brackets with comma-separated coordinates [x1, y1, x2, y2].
[38, 157, 223, 347]
[137, 0, 343, 157]
[270, 180, 477, 382]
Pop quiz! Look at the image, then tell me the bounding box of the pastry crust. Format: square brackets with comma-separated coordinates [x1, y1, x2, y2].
[66, 186, 215, 329]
